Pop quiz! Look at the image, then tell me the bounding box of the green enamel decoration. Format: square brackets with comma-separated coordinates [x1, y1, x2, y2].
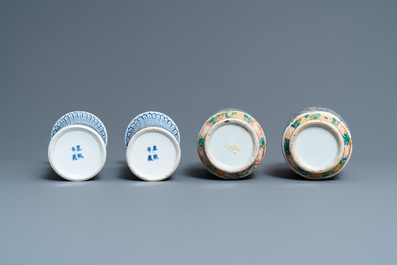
[207, 164, 218, 173]
[322, 171, 332, 177]
[294, 118, 302, 128]
[198, 137, 204, 147]
[344, 133, 350, 144]
[284, 139, 290, 155]
[209, 117, 216, 124]
[243, 114, 252, 123]
[310, 114, 321, 120]
[260, 138, 265, 148]
[304, 114, 309, 118]
[295, 166, 310, 176]
[332, 118, 338, 125]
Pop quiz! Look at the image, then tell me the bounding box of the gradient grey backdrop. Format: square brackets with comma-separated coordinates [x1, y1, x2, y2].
[1, 1, 396, 264]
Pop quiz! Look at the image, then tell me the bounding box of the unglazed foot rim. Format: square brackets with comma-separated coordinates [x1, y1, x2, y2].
[289, 120, 344, 174]
[203, 118, 260, 174]
[48, 125, 107, 181]
[126, 127, 181, 181]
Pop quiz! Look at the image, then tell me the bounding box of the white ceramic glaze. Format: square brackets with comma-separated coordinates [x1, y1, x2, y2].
[125, 111, 181, 181]
[204, 119, 259, 174]
[48, 124, 107, 181]
[291, 121, 343, 173]
[126, 128, 181, 181]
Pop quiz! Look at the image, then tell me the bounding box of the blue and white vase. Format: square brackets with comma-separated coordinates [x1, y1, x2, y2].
[48, 111, 107, 181]
[125, 111, 181, 181]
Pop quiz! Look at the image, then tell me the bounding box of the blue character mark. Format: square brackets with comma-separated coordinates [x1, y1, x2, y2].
[147, 145, 159, 162]
[72, 145, 84, 161]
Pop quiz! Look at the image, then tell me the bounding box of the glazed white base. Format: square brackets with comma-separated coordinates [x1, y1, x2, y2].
[294, 125, 339, 172]
[204, 120, 258, 173]
[126, 128, 180, 181]
[48, 125, 107, 181]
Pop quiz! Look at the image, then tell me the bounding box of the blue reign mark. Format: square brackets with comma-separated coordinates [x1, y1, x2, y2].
[147, 145, 159, 162]
[72, 145, 84, 161]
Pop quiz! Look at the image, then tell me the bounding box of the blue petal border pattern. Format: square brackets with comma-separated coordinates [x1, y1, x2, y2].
[125, 111, 180, 146]
[51, 111, 108, 145]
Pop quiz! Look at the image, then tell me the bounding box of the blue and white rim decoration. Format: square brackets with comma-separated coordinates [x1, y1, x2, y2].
[125, 111, 180, 146]
[51, 111, 108, 145]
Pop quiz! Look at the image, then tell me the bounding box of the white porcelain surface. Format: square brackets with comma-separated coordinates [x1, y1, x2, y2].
[294, 125, 340, 172]
[204, 119, 258, 173]
[48, 125, 107, 181]
[126, 127, 181, 181]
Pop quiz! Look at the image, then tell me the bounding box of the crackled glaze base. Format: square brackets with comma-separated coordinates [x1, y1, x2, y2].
[197, 109, 266, 179]
[282, 107, 352, 179]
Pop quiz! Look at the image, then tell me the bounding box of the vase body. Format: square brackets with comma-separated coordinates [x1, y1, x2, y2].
[197, 109, 266, 179]
[125, 111, 181, 181]
[282, 107, 352, 179]
[48, 111, 107, 181]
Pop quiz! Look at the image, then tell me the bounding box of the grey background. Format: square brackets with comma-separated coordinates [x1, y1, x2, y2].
[0, 1, 396, 264]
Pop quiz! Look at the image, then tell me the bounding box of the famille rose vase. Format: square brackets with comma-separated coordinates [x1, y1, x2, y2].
[197, 109, 266, 179]
[48, 111, 107, 181]
[125, 111, 181, 181]
[282, 107, 353, 179]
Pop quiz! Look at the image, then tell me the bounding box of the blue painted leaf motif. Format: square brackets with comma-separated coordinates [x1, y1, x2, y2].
[343, 133, 350, 145]
[284, 139, 290, 155]
[296, 167, 311, 176]
[51, 111, 108, 145]
[125, 112, 180, 146]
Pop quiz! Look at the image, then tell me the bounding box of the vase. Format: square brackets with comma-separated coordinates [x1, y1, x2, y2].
[48, 111, 107, 181]
[197, 109, 266, 179]
[282, 107, 353, 179]
[125, 111, 181, 181]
